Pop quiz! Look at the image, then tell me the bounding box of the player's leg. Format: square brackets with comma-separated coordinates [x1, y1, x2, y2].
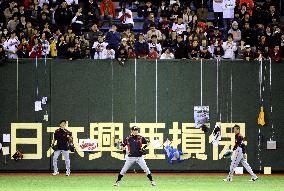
[241, 158, 258, 181]
[62, 150, 71, 176]
[224, 148, 242, 181]
[52, 150, 61, 175]
[137, 157, 156, 186]
[114, 157, 136, 186]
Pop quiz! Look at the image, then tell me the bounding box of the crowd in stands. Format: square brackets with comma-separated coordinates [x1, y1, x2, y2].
[0, 0, 283, 65]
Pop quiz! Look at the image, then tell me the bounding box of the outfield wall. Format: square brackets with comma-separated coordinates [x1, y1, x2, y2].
[0, 59, 283, 172]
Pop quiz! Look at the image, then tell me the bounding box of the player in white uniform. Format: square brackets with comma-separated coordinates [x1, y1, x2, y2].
[223, 125, 258, 182]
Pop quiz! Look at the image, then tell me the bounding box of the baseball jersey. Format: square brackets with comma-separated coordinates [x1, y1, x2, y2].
[123, 135, 147, 157]
[233, 133, 246, 154]
[54, 128, 72, 151]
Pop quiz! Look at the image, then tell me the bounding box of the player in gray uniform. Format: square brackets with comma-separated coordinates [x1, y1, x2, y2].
[114, 126, 156, 186]
[223, 125, 258, 182]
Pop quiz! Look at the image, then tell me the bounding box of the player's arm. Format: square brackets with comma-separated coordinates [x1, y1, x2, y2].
[141, 137, 149, 150]
[52, 130, 59, 145]
[233, 134, 243, 150]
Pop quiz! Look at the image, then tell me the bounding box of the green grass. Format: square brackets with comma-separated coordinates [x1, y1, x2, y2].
[0, 175, 283, 191]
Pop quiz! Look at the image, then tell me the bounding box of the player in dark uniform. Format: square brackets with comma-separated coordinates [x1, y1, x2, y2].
[51, 120, 73, 176]
[223, 124, 258, 182]
[114, 126, 156, 186]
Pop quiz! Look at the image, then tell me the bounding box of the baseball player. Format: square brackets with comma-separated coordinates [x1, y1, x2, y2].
[114, 126, 156, 186]
[51, 120, 72, 176]
[223, 124, 258, 182]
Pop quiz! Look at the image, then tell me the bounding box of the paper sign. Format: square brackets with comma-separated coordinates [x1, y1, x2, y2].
[235, 167, 243, 174]
[3, 134, 10, 143]
[194, 106, 210, 128]
[79, 139, 98, 151]
[43, 114, 48, 121]
[2, 147, 10, 155]
[42, 97, 48, 105]
[152, 139, 161, 149]
[35, 101, 42, 111]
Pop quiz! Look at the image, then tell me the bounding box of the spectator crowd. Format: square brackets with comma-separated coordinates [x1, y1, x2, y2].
[0, 0, 283, 65]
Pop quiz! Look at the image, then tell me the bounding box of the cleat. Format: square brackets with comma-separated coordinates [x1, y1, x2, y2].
[249, 177, 258, 182]
[223, 178, 232, 182]
[150, 181, 156, 186]
[52, 172, 59, 176]
[113, 181, 120, 186]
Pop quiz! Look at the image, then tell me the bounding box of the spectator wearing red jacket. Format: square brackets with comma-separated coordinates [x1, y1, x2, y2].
[147, 47, 159, 59]
[100, 0, 116, 26]
[270, 45, 282, 62]
[239, 0, 254, 16]
[28, 38, 42, 58]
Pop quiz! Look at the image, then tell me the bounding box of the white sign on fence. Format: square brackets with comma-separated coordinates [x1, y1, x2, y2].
[79, 139, 98, 151]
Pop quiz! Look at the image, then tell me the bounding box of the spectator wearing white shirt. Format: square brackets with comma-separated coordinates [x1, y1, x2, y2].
[3, 30, 20, 59]
[148, 35, 162, 55]
[40, 33, 50, 57]
[72, 7, 84, 35]
[171, 16, 187, 41]
[146, 23, 163, 42]
[92, 34, 108, 59]
[222, 34, 237, 59]
[222, 0, 236, 31]
[213, 0, 224, 27]
[102, 45, 115, 59]
[65, 0, 78, 6]
[118, 3, 134, 31]
[38, 0, 49, 8]
[160, 48, 175, 59]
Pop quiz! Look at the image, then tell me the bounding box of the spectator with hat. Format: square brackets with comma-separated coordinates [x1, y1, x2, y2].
[228, 21, 242, 45]
[116, 38, 128, 66]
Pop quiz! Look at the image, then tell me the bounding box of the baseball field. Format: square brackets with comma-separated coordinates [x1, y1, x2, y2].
[0, 173, 283, 191]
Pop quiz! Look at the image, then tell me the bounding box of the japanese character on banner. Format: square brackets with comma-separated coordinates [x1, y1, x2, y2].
[89, 123, 124, 160]
[130, 123, 165, 159]
[182, 123, 207, 160]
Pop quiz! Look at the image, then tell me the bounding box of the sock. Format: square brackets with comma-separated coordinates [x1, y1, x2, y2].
[147, 174, 153, 181]
[116, 174, 123, 182]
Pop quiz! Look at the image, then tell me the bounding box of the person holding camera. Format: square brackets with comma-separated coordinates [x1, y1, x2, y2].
[118, 3, 134, 31]
[113, 126, 156, 187]
[51, 120, 73, 176]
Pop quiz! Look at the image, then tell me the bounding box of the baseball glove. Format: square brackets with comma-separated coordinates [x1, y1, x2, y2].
[51, 144, 58, 151]
[223, 150, 233, 159]
[139, 148, 147, 155]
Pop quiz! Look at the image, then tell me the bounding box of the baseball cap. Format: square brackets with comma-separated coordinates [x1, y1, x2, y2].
[131, 126, 139, 131]
[232, 21, 238, 26]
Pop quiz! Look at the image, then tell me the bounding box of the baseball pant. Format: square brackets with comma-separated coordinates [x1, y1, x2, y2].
[53, 150, 70, 173]
[120, 157, 151, 175]
[227, 147, 257, 180]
